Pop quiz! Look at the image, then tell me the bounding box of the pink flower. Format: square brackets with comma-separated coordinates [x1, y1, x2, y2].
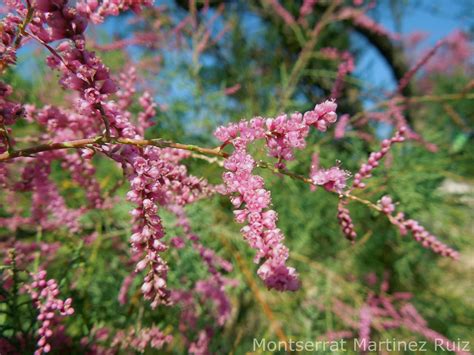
[84, 87, 101, 104]
[311, 166, 350, 193]
[26, 271, 74, 355]
[378, 195, 395, 214]
[337, 201, 357, 242]
[352, 126, 406, 189]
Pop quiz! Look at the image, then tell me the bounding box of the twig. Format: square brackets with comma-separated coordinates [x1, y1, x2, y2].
[0, 132, 405, 230]
[0, 136, 227, 161]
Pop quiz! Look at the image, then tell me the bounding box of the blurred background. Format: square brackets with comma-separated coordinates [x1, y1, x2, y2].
[1, 0, 473, 353]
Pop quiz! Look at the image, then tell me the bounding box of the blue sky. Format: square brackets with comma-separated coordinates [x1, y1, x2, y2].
[14, 0, 471, 111]
[357, 0, 472, 93]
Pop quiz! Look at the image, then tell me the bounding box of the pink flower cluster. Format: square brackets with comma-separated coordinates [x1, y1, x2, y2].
[31, 0, 88, 42]
[378, 195, 459, 259]
[126, 150, 172, 308]
[378, 195, 395, 214]
[215, 99, 338, 168]
[125, 146, 211, 308]
[0, 81, 23, 128]
[54, 42, 117, 105]
[404, 219, 459, 259]
[337, 201, 357, 242]
[223, 149, 299, 291]
[215, 100, 339, 290]
[76, 0, 154, 24]
[0, 4, 25, 69]
[307, 146, 350, 196]
[311, 165, 350, 194]
[27, 271, 74, 355]
[30, 0, 119, 122]
[352, 126, 406, 189]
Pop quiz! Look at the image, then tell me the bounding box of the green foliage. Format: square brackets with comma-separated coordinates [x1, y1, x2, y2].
[1, 2, 473, 353]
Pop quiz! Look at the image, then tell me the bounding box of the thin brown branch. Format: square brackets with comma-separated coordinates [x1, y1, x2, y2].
[0, 136, 227, 161]
[0, 131, 401, 227]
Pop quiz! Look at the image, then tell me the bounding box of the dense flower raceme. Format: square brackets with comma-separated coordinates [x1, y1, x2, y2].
[333, 127, 458, 258]
[352, 126, 406, 190]
[117, 202, 234, 353]
[76, 0, 154, 24]
[26, 271, 74, 355]
[214, 99, 338, 167]
[337, 201, 357, 242]
[27, 0, 146, 130]
[0, 0, 28, 71]
[310, 164, 350, 194]
[377, 195, 459, 259]
[124, 146, 212, 308]
[214, 100, 339, 291]
[333, 124, 406, 243]
[0, 0, 468, 352]
[0, 82, 23, 129]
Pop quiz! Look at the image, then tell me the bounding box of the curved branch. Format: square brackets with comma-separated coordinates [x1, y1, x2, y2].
[0, 136, 227, 162]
